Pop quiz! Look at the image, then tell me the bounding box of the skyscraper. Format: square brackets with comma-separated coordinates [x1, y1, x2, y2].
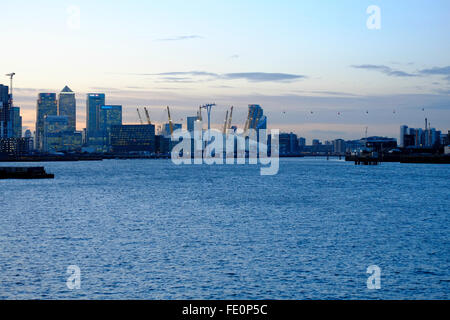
[58, 86, 76, 132]
[36, 93, 57, 150]
[86, 93, 105, 142]
[43, 115, 68, 152]
[11, 106, 22, 138]
[0, 84, 11, 138]
[298, 137, 306, 147]
[333, 139, 346, 155]
[187, 116, 198, 132]
[24, 129, 34, 151]
[400, 125, 408, 147]
[247, 104, 267, 130]
[98, 105, 122, 148]
[279, 132, 299, 155]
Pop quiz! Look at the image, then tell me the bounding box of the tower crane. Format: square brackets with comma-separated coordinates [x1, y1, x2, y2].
[243, 108, 251, 132]
[201, 103, 216, 130]
[137, 108, 144, 124]
[198, 106, 203, 121]
[5, 73, 15, 106]
[245, 110, 254, 134]
[144, 107, 151, 125]
[222, 110, 229, 134]
[227, 106, 234, 130]
[167, 106, 174, 136]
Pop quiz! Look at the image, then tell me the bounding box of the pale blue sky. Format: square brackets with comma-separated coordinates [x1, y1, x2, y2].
[1, 0, 449, 142]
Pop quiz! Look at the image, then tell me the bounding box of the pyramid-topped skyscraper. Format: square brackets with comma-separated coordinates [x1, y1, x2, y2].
[58, 86, 76, 132]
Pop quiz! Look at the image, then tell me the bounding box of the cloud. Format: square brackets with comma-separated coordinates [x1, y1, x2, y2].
[158, 77, 196, 83]
[222, 72, 305, 82]
[419, 66, 450, 81]
[137, 71, 306, 83]
[434, 88, 450, 95]
[155, 35, 203, 41]
[351, 64, 418, 77]
[89, 86, 120, 92]
[229, 54, 240, 59]
[155, 71, 218, 77]
[352, 64, 450, 82]
[304, 90, 359, 97]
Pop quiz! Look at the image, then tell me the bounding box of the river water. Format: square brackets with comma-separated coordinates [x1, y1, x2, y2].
[0, 158, 449, 299]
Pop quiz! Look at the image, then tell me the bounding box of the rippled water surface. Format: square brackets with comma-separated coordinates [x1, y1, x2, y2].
[0, 158, 449, 299]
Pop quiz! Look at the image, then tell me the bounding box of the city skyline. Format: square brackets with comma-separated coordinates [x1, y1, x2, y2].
[6, 84, 449, 144]
[2, 0, 450, 142]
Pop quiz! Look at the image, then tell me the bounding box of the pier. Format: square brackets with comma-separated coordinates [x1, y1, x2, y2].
[346, 154, 450, 165]
[346, 155, 379, 165]
[0, 167, 54, 179]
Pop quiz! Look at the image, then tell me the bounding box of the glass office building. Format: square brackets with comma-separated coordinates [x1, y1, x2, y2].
[58, 86, 76, 132]
[98, 105, 122, 148]
[43, 115, 68, 152]
[0, 84, 11, 139]
[36, 93, 57, 150]
[110, 124, 155, 154]
[86, 93, 105, 142]
[247, 104, 267, 130]
[43, 115, 82, 152]
[11, 106, 22, 138]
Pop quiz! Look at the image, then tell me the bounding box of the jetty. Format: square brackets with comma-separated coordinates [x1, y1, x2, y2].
[346, 154, 450, 165]
[0, 167, 54, 179]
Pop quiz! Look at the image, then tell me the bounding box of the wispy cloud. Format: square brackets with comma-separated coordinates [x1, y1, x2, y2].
[419, 66, 450, 81]
[155, 71, 218, 77]
[351, 64, 418, 77]
[309, 90, 359, 97]
[158, 77, 196, 83]
[434, 88, 450, 95]
[155, 35, 203, 41]
[222, 72, 305, 82]
[352, 64, 450, 83]
[134, 71, 306, 83]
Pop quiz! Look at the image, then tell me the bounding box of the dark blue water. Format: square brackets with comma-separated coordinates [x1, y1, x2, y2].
[0, 158, 449, 299]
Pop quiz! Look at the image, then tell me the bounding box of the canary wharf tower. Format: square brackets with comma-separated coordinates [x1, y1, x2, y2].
[58, 86, 76, 132]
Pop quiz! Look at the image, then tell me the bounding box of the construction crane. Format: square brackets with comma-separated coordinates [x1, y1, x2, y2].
[227, 106, 234, 130]
[5, 73, 15, 106]
[245, 109, 255, 134]
[167, 106, 174, 136]
[137, 108, 144, 124]
[144, 107, 151, 125]
[222, 110, 229, 134]
[197, 106, 203, 121]
[243, 108, 251, 132]
[201, 103, 216, 130]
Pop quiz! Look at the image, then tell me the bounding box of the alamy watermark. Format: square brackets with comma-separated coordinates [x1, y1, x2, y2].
[366, 5, 381, 30]
[366, 265, 381, 290]
[67, 5, 81, 30]
[66, 265, 81, 290]
[170, 120, 280, 176]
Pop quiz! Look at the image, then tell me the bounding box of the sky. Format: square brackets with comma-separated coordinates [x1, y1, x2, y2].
[1, 0, 449, 143]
